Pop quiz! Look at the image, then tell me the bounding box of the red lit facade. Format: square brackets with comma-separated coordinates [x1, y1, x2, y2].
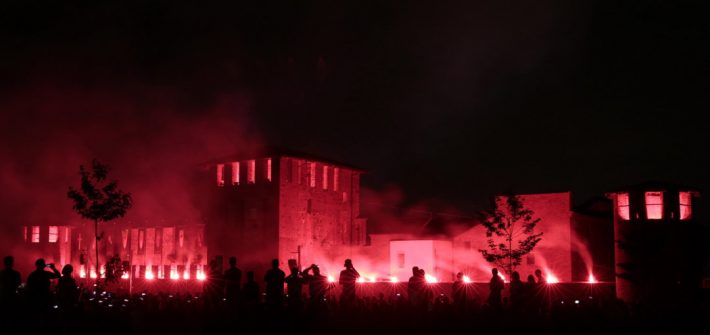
[203, 150, 367, 276]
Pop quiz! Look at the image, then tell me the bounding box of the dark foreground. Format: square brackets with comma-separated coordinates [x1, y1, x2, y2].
[2, 289, 709, 335]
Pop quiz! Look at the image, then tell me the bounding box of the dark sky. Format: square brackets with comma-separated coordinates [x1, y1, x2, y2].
[1, 0, 708, 216]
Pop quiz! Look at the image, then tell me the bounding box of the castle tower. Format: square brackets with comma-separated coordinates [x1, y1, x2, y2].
[203, 148, 367, 275]
[606, 182, 705, 304]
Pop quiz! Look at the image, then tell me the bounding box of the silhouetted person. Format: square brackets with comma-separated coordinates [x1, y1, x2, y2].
[242, 271, 260, 308]
[407, 266, 426, 309]
[204, 259, 223, 310]
[487, 268, 504, 309]
[452, 272, 466, 309]
[338, 259, 360, 306]
[525, 274, 538, 312]
[509, 271, 524, 311]
[302, 264, 328, 310]
[56, 264, 79, 310]
[0, 256, 21, 313]
[535, 269, 544, 286]
[264, 259, 285, 310]
[224, 257, 242, 307]
[26, 258, 60, 312]
[285, 267, 304, 311]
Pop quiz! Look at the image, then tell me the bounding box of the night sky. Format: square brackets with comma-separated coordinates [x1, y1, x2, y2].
[1, 1, 708, 221]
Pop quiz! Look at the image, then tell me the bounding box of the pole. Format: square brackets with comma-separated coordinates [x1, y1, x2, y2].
[95, 219, 100, 288]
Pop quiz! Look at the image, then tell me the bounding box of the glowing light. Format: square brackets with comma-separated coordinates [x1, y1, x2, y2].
[327, 275, 336, 283]
[183, 269, 190, 280]
[498, 273, 506, 282]
[357, 277, 365, 283]
[425, 274, 438, 283]
[90, 269, 97, 279]
[390, 276, 398, 283]
[196, 267, 206, 281]
[170, 266, 180, 280]
[462, 275, 472, 284]
[587, 274, 597, 284]
[121, 272, 129, 279]
[145, 268, 155, 280]
[79, 266, 86, 279]
[546, 273, 559, 284]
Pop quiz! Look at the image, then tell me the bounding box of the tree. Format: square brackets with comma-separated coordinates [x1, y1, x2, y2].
[479, 194, 543, 276]
[68, 159, 132, 283]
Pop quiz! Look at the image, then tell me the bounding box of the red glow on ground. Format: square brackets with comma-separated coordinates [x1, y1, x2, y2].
[327, 275, 336, 283]
[357, 277, 365, 283]
[425, 274, 438, 283]
[121, 272, 129, 279]
[546, 272, 559, 284]
[390, 276, 398, 283]
[463, 275, 472, 283]
[196, 267, 206, 281]
[183, 270, 190, 280]
[145, 268, 155, 280]
[587, 274, 597, 284]
[79, 265, 86, 279]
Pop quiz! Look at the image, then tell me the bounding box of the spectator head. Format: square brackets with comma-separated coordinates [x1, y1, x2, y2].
[491, 268, 498, 276]
[62, 264, 74, 276]
[512, 271, 520, 281]
[3, 256, 13, 268]
[35, 258, 46, 270]
[271, 259, 279, 269]
[229, 257, 237, 267]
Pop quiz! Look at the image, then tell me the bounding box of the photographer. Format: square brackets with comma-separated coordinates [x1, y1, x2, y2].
[26, 258, 61, 311]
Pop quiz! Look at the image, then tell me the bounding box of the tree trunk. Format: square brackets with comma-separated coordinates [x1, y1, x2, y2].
[95, 219, 100, 285]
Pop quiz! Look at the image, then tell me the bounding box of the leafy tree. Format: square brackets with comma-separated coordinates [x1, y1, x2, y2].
[479, 194, 543, 275]
[68, 159, 132, 282]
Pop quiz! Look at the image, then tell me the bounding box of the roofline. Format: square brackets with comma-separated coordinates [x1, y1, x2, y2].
[198, 146, 366, 172]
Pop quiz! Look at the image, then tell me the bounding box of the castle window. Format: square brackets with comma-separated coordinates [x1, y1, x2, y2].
[247, 160, 256, 184]
[679, 192, 692, 220]
[231, 162, 240, 185]
[216, 164, 225, 187]
[309, 162, 316, 187]
[527, 253, 535, 265]
[617, 193, 630, 220]
[323, 166, 329, 190]
[23, 226, 27, 242]
[48, 226, 59, 243]
[266, 158, 272, 182]
[333, 168, 339, 191]
[31, 226, 40, 243]
[342, 191, 348, 203]
[398, 253, 405, 269]
[645, 191, 664, 220]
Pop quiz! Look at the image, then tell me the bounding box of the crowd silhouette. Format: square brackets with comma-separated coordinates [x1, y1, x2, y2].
[0, 255, 706, 335]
